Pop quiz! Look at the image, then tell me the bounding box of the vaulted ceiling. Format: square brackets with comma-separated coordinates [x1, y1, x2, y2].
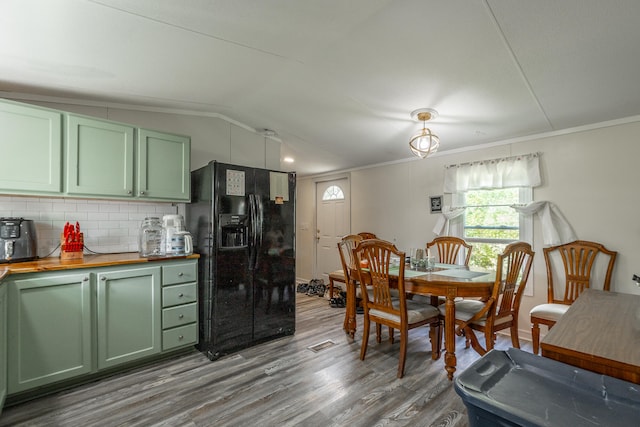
[2, 0, 640, 175]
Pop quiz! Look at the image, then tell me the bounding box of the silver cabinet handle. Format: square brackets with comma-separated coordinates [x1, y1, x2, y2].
[127, 190, 132, 195]
[83, 277, 89, 282]
[178, 272, 184, 277]
[140, 191, 146, 196]
[178, 335, 184, 340]
[178, 293, 184, 298]
[101, 276, 106, 281]
[179, 314, 184, 319]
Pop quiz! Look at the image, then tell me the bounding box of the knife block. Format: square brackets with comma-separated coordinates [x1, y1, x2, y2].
[60, 232, 84, 260]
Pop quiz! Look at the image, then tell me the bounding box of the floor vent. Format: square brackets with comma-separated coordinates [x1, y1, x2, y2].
[308, 339, 336, 353]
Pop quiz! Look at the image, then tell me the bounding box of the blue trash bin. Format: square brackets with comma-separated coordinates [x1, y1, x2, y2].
[454, 348, 640, 427]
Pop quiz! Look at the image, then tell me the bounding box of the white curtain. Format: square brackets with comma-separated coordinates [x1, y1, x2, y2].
[512, 201, 577, 246]
[444, 153, 541, 193]
[432, 206, 465, 235]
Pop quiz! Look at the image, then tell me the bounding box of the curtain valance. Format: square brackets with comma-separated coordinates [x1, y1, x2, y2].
[444, 153, 541, 193]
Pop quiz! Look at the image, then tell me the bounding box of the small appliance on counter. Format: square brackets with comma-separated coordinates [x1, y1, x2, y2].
[0, 217, 37, 263]
[162, 214, 193, 256]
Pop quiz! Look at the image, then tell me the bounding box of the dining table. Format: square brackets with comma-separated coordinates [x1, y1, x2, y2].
[346, 263, 496, 380]
[541, 288, 640, 384]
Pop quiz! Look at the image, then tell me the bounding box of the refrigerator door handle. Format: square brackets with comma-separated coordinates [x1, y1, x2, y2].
[248, 194, 256, 269]
[254, 196, 264, 270]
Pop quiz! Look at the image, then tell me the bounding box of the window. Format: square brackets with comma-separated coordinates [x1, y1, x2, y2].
[453, 187, 532, 270]
[322, 185, 344, 200]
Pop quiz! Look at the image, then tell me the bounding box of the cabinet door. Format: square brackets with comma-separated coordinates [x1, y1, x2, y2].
[138, 129, 190, 201]
[0, 100, 62, 194]
[96, 266, 161, 369]
[0, 284, 6, 412]
[66, 114, 135, 197]
[7, 272, 92, 394]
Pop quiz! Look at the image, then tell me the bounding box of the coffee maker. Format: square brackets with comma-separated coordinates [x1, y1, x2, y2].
[162, 214, 193, 256]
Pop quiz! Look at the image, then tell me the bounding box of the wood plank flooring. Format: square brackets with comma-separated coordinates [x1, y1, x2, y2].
[0, 294, 532, 427]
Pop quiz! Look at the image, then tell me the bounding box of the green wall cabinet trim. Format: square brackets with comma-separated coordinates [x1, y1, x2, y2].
[0, 100, 62, 194]
[96, 266, 162, 370]
[66, 114, 135, 198]
[0, 284, 7, 413]
[138, 129, 190, 201]
[7, 272, 93, 394]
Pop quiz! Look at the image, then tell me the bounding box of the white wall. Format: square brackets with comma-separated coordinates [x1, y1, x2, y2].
[296, 120, 640, 341]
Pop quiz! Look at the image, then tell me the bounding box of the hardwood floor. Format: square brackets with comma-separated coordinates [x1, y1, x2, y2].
[0, 294, 531, 427]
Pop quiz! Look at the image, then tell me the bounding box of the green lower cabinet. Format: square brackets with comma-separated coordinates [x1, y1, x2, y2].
[7, 272, 92, 394]
[96, 266, 161, 370]
[0, 284, 7, 413]
[3, 260, 196, 400]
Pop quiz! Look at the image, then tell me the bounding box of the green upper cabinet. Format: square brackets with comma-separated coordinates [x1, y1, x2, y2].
[0, 100, 62, 194]
[138, 129, 190, 201]
[66, 114, 135, 198]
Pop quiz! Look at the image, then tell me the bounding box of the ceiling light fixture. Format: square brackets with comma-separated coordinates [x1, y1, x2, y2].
[409, 108, 440, 159]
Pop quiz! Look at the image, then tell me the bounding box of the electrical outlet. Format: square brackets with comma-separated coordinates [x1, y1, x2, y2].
[633, 274, 640, 286]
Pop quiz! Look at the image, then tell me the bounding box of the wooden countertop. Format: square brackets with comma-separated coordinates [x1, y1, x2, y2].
[0, 253, 200, 281]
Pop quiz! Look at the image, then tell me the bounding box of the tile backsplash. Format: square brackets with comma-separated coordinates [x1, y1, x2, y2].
[0, 195, 182, 258]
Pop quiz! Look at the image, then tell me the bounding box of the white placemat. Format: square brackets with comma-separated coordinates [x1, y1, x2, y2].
[433, 269, 490, 279]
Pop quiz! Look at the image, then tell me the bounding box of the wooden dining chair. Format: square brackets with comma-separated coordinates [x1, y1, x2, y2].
[530, 240, 617, 354]
[440, 241, 534, 356]
[426, 236, 472, 266]
[357, 232, 377, 239]
[328, 234, 363, 300]
[353, 239, 441, 378]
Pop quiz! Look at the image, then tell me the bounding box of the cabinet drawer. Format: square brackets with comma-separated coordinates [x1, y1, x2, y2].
[162, 324, 197, 351]
[162, 283, 197, 307]
[162, 262, 197, 286]
[162, 302, 197, 329]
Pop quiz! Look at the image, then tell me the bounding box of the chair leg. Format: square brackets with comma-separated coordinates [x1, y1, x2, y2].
[397, 328, 408, 378]
[510, 322, 521, 349]
[466, 328, 487, 356]
[389, 326, 394, 344]
[429, 321, 442, 360]
[376, 323, 382, 343]
[531, 321, 540, 355]
[360, 317, 370, 361]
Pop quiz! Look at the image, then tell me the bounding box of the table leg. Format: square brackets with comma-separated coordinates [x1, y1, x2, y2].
[430, 295, 442, 360]
[444, 290, 457, 381]
[344, 279, 357, 338]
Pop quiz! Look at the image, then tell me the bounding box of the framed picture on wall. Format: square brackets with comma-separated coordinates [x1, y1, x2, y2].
[430, 196, 442, 213]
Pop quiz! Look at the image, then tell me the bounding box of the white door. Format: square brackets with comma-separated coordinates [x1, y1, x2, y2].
[315, 178, 350, 283]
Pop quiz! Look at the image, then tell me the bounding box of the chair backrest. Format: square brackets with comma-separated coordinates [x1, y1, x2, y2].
[543, 240, 617, 304]
[426, 236, 473, 266]
[492, 241, 534, 325]
[357, 232, 377, 240]
[337, 234, 364, 282]
[353, 239, 407, 320]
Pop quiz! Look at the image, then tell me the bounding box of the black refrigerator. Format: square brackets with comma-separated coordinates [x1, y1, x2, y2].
[186, 161, 296, 360]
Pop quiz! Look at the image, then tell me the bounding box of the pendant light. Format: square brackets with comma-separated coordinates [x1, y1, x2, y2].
[409, 108, 440, 159]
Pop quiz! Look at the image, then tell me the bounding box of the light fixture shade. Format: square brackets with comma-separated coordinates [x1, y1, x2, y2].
[408, 108, 440, 159]
[409, 127, 440, 158]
